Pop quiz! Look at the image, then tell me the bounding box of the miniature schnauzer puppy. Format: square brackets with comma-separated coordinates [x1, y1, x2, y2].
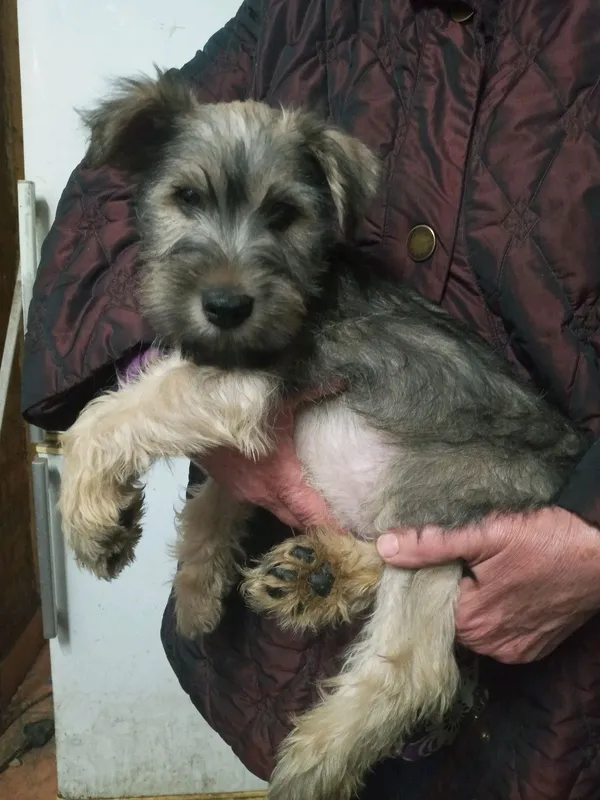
[59, 71, 587, 800]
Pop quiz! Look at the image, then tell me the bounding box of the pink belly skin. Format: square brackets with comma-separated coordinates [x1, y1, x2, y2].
[294, 398, 396, 536]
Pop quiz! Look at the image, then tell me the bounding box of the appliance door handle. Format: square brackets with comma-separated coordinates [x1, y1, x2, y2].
[31, 455, 57, 639]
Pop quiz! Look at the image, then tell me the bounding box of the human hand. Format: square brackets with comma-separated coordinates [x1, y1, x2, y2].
[376, 508, 600, 663]
[200, 388, 342, 530]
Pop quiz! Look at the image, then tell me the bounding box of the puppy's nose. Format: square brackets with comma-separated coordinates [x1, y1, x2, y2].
[202, 288, 254, 329]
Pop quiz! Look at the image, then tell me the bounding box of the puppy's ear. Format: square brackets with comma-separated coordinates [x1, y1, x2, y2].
[79, 68, 195, 174]
[310, 126, 380, 238]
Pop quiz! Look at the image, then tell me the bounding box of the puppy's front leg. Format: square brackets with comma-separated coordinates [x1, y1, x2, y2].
[60, 352, 279, 579]
[174, 479, 251, 637]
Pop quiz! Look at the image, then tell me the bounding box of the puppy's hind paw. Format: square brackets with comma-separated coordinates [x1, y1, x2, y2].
[241, 531, 381, 632]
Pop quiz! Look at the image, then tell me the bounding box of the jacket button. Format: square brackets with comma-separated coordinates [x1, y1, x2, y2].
[407, 225, 437, 262]
[450, 4, 475, 23]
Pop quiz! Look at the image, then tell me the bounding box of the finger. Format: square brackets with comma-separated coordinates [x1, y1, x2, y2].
[377, 525, 488, 568]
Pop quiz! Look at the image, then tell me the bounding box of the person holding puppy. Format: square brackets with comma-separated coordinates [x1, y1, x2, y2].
[22, 1, 600, 797]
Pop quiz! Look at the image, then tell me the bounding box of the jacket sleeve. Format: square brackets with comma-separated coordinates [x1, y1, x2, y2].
[21, 0, 261, 431]
[554, 322, 600, 530]
[556, 439, 600, 530]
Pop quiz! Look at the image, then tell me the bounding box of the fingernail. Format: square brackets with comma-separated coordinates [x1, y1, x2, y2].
[377, 534, 400, 558]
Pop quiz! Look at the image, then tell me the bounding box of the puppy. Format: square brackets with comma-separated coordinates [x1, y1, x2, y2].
[59, 71, 586, 800]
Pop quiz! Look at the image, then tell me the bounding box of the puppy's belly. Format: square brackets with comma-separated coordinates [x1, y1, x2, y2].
[294, 398, 397, 535]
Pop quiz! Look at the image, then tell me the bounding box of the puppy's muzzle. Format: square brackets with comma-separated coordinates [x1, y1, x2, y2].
[202, 288, 255, 329]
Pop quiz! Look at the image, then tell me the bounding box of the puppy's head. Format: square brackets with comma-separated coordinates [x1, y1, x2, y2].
[83, 70, 380, 368]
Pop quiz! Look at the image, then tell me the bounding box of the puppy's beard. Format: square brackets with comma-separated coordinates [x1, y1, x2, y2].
[175, 291, 309, 369]
[177, 322, 298, 371]
[180, 335, 299, 370]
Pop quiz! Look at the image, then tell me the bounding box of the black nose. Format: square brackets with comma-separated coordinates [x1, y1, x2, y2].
[202, 288, 254, 329]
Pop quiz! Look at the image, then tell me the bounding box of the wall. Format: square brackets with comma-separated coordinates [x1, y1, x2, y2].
[0, 0, 42, 717]
[17, 1, 266, 795]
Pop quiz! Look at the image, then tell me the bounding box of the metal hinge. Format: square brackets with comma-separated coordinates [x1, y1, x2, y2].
[35, 431, 63, 455]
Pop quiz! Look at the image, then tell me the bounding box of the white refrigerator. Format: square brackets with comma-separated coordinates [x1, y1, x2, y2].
[17, 1, 266, 797]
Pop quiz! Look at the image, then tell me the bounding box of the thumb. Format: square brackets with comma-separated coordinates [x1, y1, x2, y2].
[376, 525, 487, 568]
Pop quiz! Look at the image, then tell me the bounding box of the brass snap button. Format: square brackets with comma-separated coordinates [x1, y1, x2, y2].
[451, 4, 475, 23]
[407, 224, 437, 262]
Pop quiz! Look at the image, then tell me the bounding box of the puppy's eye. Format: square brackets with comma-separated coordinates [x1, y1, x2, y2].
[175, 187, 204, 208]
[266, 200, 303, 233]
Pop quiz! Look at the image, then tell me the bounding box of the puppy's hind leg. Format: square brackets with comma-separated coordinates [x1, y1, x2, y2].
[268, 562, 462, 800]
[174, 478, 251, 637]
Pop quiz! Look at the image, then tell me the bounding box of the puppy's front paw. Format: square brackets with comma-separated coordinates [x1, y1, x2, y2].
[242, 531, 381, 632]
[60, 469, 144, 580]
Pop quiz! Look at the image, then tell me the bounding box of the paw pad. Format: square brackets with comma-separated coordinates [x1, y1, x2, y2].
[308, 564, 335, 597]
[290, 545, 316, 564]
[242, 534, 381, 631]
[265, 548, 335, 599]
[266, 586, 287, 599]
[245, 543, 337, 627]
[269, 566, 298, 582]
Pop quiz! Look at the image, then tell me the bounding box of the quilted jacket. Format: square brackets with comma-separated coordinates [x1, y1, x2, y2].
[21, 1, 600, 797]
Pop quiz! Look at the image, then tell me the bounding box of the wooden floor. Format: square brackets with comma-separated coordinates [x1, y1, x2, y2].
[0, 646, 268, 800]
[0, 645, 267, 800]
[0, 645, 57, 800]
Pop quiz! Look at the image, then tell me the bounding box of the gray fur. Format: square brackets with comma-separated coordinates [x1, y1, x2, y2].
[75, 72, 590, 800]
[312, 264, 584, 528]
[83, 70, 586, 531]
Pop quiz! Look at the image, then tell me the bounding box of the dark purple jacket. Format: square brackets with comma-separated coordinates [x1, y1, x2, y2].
[22, 1, 600, 797]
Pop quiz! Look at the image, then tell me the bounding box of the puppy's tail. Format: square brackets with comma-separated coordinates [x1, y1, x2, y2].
[269, 562, 462, 800]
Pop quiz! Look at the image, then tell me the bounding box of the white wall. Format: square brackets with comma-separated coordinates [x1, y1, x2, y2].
[19, 0, 242, 218]
[18, 1, 266, 796]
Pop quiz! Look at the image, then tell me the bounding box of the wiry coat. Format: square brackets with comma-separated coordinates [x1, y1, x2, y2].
[58, 81, 587, 799]
[22, 1, 600, 797]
